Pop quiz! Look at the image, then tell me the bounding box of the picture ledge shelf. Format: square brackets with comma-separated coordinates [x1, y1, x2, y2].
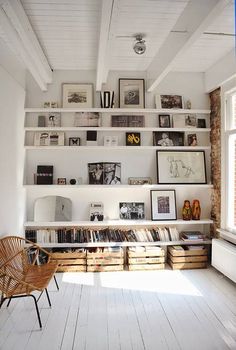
[24, 145, 211, 151]
[24, 127, 211, 133]
[23, 184, 213, 189]
[24, 219, 213, 228]
[24, 108, 211, 114]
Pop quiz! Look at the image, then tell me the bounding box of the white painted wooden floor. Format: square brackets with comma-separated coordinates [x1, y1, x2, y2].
[1, 267, 236, 350]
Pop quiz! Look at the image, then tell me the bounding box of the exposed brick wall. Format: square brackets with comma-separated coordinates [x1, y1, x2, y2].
[209, 88, 221, 238]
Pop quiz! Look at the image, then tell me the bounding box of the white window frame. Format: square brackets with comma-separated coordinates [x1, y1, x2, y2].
[221, 79, 236, 234]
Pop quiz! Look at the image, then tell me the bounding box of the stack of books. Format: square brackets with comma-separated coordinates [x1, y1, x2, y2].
[181, 231, 205, 242]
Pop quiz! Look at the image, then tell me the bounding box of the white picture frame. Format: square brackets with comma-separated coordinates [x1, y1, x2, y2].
[34, 131, 64, 146]
[119, 79, 145, 108]
[151, 190, 177, 221]
[62, 84, 93, 108]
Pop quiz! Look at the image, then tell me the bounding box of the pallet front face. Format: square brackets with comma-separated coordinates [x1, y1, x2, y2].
[51, 252, 86, 259]
[128, 257, 165, 264]
[57, 265, 87, 272]
[168, 247, 208, 257]
[87, 257, 124, 265]
[129, 263, 165, 271]
[168, 255, 208, 263]
[168, 260, 207, 270]
[128, 250, 165, 258]
[87, 265, 124, 272]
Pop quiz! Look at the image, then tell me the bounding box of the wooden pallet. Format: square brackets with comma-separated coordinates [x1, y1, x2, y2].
[128, 257, 165, 264]
[87, 265, 124, 272]
[128, 249, 165, 258]
[129, 263, 165, 271]
[57, 265, 87, 272]
[87, 249, 124, 272]
[168, 246, 208, 270]
[51, 251, 86, 272]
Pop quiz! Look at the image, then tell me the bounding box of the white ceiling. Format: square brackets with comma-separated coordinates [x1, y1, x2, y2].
[0, 0, 234, 90]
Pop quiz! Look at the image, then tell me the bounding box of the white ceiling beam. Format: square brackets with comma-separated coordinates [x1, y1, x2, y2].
[205, 49, 236, 92]
[0, 0, 52, 90]
[96, 0, 114, 91]
[147, 0, 232, 92]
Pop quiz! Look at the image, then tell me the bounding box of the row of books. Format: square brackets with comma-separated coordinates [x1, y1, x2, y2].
[25, 227, 180, 244]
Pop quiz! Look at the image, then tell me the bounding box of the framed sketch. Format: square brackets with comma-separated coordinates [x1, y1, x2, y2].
[150, 190, 177, 221]
[119, 79, 145, 108]
[156, 95, 183, 109]
[119, 202, 145, 220]
[156, 150, 207, 184]
[128, 177, 152, 185]
[187, 134, 198, 146]
[62, 84, 93, 108]
[153, 131, 184, 146]
[126, 132, 141, 146]
[69, 137, 80, 146]
[159, 114, 171, 128]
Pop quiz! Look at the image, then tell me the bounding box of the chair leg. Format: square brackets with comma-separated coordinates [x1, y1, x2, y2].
[45, 289, 51, 308]
[0, 295, 6, 308]
[54, 275, 59, 290]
[30, 295, 42, 328]
[6, 297, 12, 307]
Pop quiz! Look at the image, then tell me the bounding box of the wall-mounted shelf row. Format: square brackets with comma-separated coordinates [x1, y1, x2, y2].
[23, 184, 213, 189]
[24, 126, 211, 132]
[25, 145, 211, 150]
[25, 108, 211, 114]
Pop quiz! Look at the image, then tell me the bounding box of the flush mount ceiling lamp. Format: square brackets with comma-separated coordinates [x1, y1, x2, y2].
[133, 34, 146, 55]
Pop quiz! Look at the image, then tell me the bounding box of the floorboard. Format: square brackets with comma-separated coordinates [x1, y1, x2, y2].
[1, 267, 236, 350]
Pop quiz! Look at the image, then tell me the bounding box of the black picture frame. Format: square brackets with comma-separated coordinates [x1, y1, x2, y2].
[119, 79, 145, 108]
[197, 119, 206, 128]
[69, 137, 80, 146]
[119, 202, 145, 220]
[153, 131, 184, 146]
[126, 132, 141, 146]
[150, 190, 177, 221]
[156, 150, 207, 184]
[158, 114, 171, 128]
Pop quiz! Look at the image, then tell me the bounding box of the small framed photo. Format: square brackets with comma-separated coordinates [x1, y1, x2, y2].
[153, 131, 184, 146]
[47, 112, 61, 127]
[119, 79, 145, 108]
[74, 112, 100, 127]
[185, 115, 197, 127]
[57, 178, 66, 185]
[126, 132, 141, 146]
[62, 83, 93, 108]
[187, 134, 198, 146]
[128, 177, 152, 185]
[69, 137, 80, 146]
[119, 202, 145, 220]
[150, 190, 177, 221]
[90, 202, 104, 221]
[156, 150, 207, 184]
[197, 119, 206, 128]
[156, 95, 183, 109]
[159, 114, 171, 128]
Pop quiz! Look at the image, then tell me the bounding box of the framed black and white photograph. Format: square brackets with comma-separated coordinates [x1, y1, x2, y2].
[158, 114, 171, 128]
[74, 112, 100, 127]
[90, 202, 104, 221]
[119, 202, 145, 220]
[88, 163, 104, 184]
[47, 112, 61, 127]
[88, 162, 121, 185]
[62, 83, 93, 108]
[197, 118, 206, 128]
[187, 134, 198, 146]
[126, 132, 141, 146]
[185, 115, 197, 127]
[128, 177, 152, 185]
[119, 79, 145, 108]
[153, 131, 184, 146]
[156, 95, 183, 109]
[156, 150, 207, 184]
[150, 190, 177, 221]
[69, 137, 80, 146]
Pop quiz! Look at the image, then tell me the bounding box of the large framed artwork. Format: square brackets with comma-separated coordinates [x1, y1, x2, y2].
[119, 79, 145, 108]
[62, 84, 93, 108]
[156, 150, 207, 184]
[150, 190, 177, 221]
[156, 94, 183, 109]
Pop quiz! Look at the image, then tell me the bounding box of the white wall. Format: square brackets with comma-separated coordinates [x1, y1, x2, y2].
[0, 65, 25, 236]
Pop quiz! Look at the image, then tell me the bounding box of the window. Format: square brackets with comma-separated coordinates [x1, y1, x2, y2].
[225, 92, 236, 232]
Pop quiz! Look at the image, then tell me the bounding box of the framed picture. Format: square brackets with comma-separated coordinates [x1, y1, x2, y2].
[197, 118, 206, 128]
[150, 190, 177, 221]
[69, 137, 80, 146]
[172, 114, 197, 128]
[126, 132, 141, 146]
[119, 202, 145, 220]
[128, 177, 152, 185]
[156, 95, 183, 109]
[57, 178, 66, 185]
[34, 131, 64, 146]
[88, 162, 121, 185]
[156, 150, 207, 184]
[74, 112, 100, 127]
[119, 79, 145, 108]
[185, 115, 197, 127]
[159, 114, 171, 128]
[62, 83, 93, 108]
[90, 202, 104, 221]
[187, 134, 198, 146]
[153, 131, 184, 146]
[47, 113, 61, 127]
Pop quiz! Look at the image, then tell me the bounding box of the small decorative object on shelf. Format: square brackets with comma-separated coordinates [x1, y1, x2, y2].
[182, 200, 192, 220]
[100, 91, 114, 108]
[69, 179, 76, 185]
[185, 100, 191, 109]
[119, 202, 145, 220]
[128, 177, 152, 185]
[57, 178, 66, 185]
[69, 137, 80, 146]
[44, 102, 58, 108]
[187, 134, 197, 146]
[104, 136, 118, 147]
[191, 199, 201, 220]
[119, 78, 145, 108]
[126, 132, 141, 146]
[90, 202, 104, 221]
[44, 102, 50, 108]
[36, 165, 53, 185]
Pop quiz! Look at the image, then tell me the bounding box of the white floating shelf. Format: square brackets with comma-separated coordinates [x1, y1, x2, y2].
[24, 126, 211, 132]
[25, 240, 212, 248]
[24, 145, 211, 150]
[24, 219, 213, 228]
[23, 184, 213, 189]
[25, 107, 211, 114]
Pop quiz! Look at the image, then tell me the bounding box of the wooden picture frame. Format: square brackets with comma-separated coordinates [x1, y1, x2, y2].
[156, 150, 207, 184]
[62, 83, 93, 108]
[150, 190, 177, 221]
[119, 79, 145, 108]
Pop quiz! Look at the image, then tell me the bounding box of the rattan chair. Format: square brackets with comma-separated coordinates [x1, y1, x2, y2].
[0, 236, 59, 328]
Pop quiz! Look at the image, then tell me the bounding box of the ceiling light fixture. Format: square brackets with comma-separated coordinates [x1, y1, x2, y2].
[133, 34, 146, 55]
